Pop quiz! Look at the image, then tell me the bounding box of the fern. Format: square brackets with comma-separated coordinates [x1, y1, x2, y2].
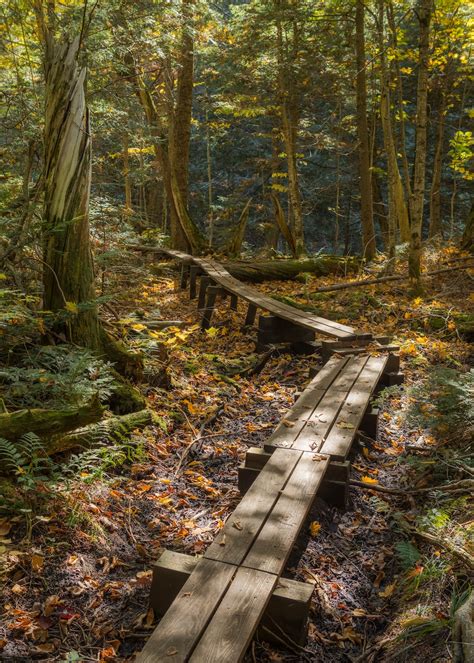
[395, 541, 421, 570]
[0, 436, 26, 471]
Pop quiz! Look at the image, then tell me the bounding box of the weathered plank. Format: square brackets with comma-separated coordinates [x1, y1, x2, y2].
[189, 567, 277, 663]
[136, 558, 235, 663]
[267, 400, 325, 449]
[331, 354, 369, 391]
[204, 447, 302, 565]
[320, 355, 388, 459]
[302, 355, 350, 392]
[291, 389, 348, 452]
[242, 453, 329, 576]
[149, 549, 315, 645]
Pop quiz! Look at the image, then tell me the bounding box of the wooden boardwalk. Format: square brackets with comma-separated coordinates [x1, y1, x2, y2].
[152, 248, 369, 341]
[135, 248, 402, 662]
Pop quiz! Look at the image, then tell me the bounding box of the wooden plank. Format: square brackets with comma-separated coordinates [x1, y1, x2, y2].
[320, 355, 388, 460]
[149, 549, 314, 647]
[242, 454, 329, 576]
[136, 559, 235, 663]
[267, 399, 325, 449]
[189, 567, 277, 663]
[300, 355, 350, 393]
[330, 354, 369, 391]
[204, 448, 301, 565]
[291, 389, 348, 452]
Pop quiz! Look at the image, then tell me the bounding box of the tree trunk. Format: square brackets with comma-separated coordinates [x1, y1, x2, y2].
[226, 199, 252, 258]
[378, 0, 410, 250]
[461, 204, 473, 253]
[42, 36, 103, 348]
[409, 0, 432, 291]
[271, 193, 297, 256]
[429, 92, 446, 238]
[46, 409, 153, 456]
[276, 0, 305, 257]
[123, 132, 132, 212]
[41, 35, 142, 382]
[168, 0, 195, 251]
[372, 170, 389, 250]
[387, 0, 412, 204]
[355, 0, 376, 261]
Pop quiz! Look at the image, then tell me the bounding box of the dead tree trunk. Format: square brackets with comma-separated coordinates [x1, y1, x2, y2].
[41, 35, 142, 382]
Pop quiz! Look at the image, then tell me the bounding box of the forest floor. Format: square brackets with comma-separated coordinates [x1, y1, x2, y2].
[0, 246, 472, 662]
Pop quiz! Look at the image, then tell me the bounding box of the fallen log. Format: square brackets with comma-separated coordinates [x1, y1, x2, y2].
[222, 256, 360, 282]
[47, 408, 153, 455]
[0, 395, 104, 441]
[127, 245, 360, 282]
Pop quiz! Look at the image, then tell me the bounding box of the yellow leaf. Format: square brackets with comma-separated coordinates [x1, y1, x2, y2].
[379, 582, 396, 598]
[131, 323, 147, 331]
[361, 476, 379, 485]
[205, 327, 219, 337]
[309, 521, 321, 537]
[65, 301, 79, 314]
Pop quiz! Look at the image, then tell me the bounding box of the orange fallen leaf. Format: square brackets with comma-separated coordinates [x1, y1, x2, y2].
[361, 476, 379, 485]
[309, 521, 321, 537]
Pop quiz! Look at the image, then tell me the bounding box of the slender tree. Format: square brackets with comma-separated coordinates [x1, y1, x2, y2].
[355, 0, 376, 260]
[409, 0, 433, 290]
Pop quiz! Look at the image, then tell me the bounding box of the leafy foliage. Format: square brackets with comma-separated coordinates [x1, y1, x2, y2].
[0, 345, 116, 410]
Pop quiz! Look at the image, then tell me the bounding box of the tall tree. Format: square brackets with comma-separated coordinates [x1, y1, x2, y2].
[355, 0, 376, 261]
[34, 2, 141, 378]
[377, 0, 410, 265]
[275, 0, 305, 257]
[409, 0, 433, 290]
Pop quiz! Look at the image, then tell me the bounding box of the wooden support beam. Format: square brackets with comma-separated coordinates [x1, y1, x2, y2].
[230, 293, 238, 311]
[361, 406, 379, 439]
[201, 285, 220, 331]
[238, 449, 350, 509]
[197, 276, 212, 310]
[150, 550, 315, 646]
[258, 315, 315, 346]
[180, 264, 189, 289]
[189, 265, 201, 300]
[244, 303, 257, 327]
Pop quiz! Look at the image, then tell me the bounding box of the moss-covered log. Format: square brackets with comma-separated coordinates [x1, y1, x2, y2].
[221, 256, 360, 282]
[0, 396, 104, 441]
[47, 408, 153, 455]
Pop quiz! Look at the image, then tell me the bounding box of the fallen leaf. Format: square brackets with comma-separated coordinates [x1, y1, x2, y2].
[379, 582, 396, 598]
[361, 476, 379, 485]
[31, 554, 44, 573]
[338, 421, 355, 429]
[282, 419, 295, 428]
[309, 521, 321, 537]
[232, 521, 243, 531]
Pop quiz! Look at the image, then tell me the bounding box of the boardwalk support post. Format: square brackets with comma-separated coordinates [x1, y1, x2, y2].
[257, 315, 315, 348]
[244, 303, 258, 327]
[189, 265, 202, 299]
[201, 285, 220, 330]
[197, 276, 212, 310]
